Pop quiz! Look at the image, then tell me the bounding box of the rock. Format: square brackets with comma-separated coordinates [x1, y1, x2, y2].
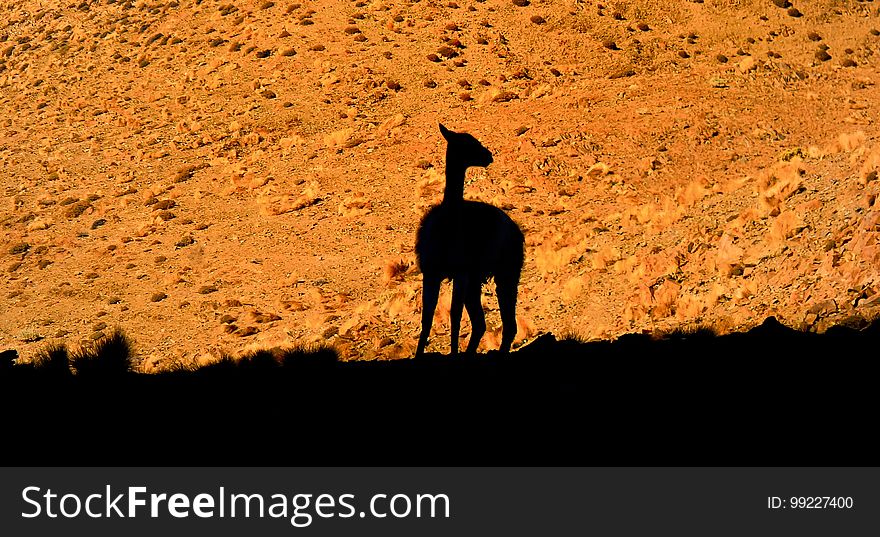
[8, 242, 29, 255]
[175, 235, 195, 248]
[807, 299, 837, 316]
[437, 46, 457, 59]
[737, 56, 757, 73]
[238, 326, 259, 337]
[324, 127, 355, 148]
[609, 69, 636, 79]
[27, 218, 51, 231]
[64, 200, 92, 218]
[835, 315, 868, 330]
[374, 336, 394, 349]
[376, 113, 406, 137]
[151, 292, 168, 302]
[479, 87, 518, 104]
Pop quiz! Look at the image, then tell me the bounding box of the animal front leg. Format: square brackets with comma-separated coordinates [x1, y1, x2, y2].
[416, 276, 441, 357]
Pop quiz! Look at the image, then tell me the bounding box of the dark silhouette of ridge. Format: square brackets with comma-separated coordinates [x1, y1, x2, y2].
[415, 124, 525, 356]
[2, 316, 879, 466]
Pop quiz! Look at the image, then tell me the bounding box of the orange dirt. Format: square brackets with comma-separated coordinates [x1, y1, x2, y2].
[2, 0, 880, 367]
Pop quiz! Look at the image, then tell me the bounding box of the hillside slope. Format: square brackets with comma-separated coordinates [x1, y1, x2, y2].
[2, 0, 880, 364]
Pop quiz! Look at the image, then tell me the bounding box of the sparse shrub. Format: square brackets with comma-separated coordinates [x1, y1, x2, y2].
[32, 343, 72, 377]
[70, 329, 133, 377]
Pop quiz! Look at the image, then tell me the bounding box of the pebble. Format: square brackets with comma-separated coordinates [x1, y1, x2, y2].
[239, 326, 259, 337]
[64, 201, 92, 218]
[8, 242, 29, 255]
[176, 235, 195, 248]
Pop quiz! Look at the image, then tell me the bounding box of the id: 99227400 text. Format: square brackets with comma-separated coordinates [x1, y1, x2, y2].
[768, 496, 854, 509]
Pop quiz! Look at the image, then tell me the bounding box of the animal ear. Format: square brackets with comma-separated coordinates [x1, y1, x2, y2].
[439, 123, 451, 140]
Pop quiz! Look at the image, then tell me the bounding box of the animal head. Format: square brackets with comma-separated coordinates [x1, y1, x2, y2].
[439, 123, 493, 168]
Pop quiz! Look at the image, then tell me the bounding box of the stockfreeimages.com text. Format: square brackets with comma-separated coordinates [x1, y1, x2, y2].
[22, 486, 450, 527]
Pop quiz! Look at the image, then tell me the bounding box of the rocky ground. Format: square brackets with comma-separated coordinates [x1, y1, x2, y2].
[2, 0, 880, 367]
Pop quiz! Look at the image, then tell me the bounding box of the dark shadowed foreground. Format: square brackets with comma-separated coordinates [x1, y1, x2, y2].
[1, 316, 877, 466]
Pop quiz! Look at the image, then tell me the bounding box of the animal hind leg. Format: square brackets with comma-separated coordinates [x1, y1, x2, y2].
[416, 276, 441, 357]
[464, 280, 486, 354]
[449, 275, 469, 355]
[496, 275, 519, 353]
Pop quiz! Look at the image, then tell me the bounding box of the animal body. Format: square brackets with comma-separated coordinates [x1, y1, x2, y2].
[414, 124, 524, 356]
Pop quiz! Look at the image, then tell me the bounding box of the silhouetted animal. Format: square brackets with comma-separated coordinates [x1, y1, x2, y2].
[415, 124, 525, 356]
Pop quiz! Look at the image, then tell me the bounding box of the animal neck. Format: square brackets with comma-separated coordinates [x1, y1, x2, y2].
[442, 152, 467, 204]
